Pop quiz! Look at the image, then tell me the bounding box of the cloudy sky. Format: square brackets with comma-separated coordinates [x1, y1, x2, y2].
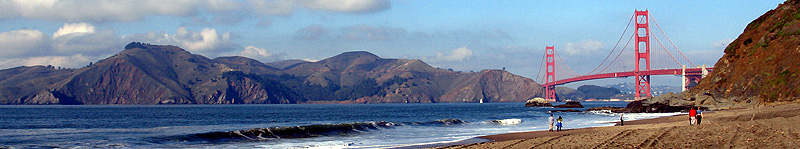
[0, 0, 785, 87]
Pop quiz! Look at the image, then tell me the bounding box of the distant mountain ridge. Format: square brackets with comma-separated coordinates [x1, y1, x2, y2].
[0, 42, 544, 104]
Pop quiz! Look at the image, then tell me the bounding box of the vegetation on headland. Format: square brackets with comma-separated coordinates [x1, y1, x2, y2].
[640, 0, 800, 111]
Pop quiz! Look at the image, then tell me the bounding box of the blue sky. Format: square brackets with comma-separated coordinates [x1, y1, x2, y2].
[0, 0, 786, 87]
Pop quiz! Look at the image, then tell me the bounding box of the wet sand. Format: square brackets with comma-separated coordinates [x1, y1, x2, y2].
[435, 102, 800, 149]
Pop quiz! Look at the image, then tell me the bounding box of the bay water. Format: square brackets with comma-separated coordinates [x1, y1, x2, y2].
[0, 102, 680, 148]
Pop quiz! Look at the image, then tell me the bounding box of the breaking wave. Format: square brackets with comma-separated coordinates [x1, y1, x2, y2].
[400, 119, 467, 126]
[159, 119, 467, 143]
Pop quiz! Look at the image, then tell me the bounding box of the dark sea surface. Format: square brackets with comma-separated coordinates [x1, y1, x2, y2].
[0, 102, 679, 148]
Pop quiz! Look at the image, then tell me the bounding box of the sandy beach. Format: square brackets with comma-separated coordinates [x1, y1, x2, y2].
[434, 102, 800, 148]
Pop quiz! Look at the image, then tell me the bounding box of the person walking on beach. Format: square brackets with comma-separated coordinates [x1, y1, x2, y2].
[556, 116, 563, 132]
[696, 107, 703, 125]
[689, 107, 697, 125]
[619, 113, 624, 126]
[548, 114, 555, 132]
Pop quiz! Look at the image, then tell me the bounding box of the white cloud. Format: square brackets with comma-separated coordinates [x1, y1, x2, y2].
[0, 23, 125, 69]
[0, 29, 50, 57]
[0, 23, 121, 58]
[302, 0, 391, 14]
[237, 46, 287, 63]
[0, 54, 93, 69]
[0, 23, 247, 69]
[23, 54, 91, 68]
[0, 0, 390, 23]
[433, 46, 473, 61]
[49, 23, 122, 56]
[0, 0, 205, 22]
[250, 0, 390, 16]
[174, 27, 232, 52]
[53, 23, 96, 39]
[122, 31, 171, 44]
[301, 58, 320, 62]
[564, 39, 604, 55]
[124, 27, 238, 57]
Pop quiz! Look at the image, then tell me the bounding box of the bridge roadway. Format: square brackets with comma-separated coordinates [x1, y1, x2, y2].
[541, 67, 714, 86]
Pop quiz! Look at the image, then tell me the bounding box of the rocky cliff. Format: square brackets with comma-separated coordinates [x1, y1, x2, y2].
[642, 0, 800, 110]
[0, 42, 544, 104]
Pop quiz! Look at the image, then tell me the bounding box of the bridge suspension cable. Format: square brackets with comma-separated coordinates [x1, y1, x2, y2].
[650, 14, 697, 68]
[554, 48, 581, 77]
[536, 49, 546, 83]
[597, 32, 635, 74]
[587, 13, 635, 75]
[651, 29, 684, 68]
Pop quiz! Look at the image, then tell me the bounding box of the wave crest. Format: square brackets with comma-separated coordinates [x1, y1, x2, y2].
[402, 119, 467, 126]
[161, 121, 395, 142]
[159, 119, 468, 143]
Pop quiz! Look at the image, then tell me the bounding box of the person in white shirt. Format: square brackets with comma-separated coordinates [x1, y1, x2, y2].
[548, 114, 555, 132]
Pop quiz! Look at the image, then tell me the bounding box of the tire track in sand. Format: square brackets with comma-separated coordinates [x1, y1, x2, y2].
[526, 134, 568, 149]
[592, 130, 633, 149]
[724, 125, 741, 148]
[637, 126, 676, 148]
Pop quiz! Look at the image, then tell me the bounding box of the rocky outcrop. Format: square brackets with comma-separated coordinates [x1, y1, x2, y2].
[618, 92, 693, 113]
[680, 0, 800, 109]
[553, 101, 584, 108]
[618, 0, 800, 110]
[219, 72, 299, 104]
[625, 100, 690, 113]
[525, 98, 552, 107]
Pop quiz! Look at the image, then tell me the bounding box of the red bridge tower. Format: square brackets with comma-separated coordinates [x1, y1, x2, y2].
[634, 10, 652, 100]
[545, 46, 557, 102]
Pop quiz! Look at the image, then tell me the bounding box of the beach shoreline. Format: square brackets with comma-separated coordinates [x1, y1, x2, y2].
[477, 113, 687, 142]
[413, 112, 686, 148]
[432, 103, 800, 148]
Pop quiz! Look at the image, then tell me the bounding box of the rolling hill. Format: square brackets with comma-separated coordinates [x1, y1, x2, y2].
[0, 42, 544, 104]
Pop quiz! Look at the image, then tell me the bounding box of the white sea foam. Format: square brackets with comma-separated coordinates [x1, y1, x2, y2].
[485, 119, 523, 125]
[621, 112, 685, 121]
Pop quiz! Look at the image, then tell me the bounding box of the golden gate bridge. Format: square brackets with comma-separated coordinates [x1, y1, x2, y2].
[537, 10, 713, 102]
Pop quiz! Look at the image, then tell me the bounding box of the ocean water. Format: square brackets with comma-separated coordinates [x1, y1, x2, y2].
[0, 102, 681, 148]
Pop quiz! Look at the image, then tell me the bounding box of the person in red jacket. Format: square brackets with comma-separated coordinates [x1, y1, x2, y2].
[689, 106, 697, 125]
